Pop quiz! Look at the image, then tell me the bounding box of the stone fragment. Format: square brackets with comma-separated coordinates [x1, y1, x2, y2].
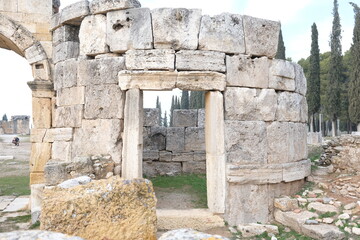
[107, 8, 153, 52]
[41, 177, 157, 240]
[53, 41, 79, 64]
[54, 59, 78, 90]
[72, 119, 123, 163]
[276, 92, 307, 122]
[226, 55, 270, 88]
[84, 84, 124, 119]
[152, 8, 202, 50]
[301, 224, 345, 240]
[176, 50, 226, 72]
[323, 218, 334, 224]
[344, 202, 357, 210]
[274, 209, 318, 233]
[243, 15, 280, 58]
[166, 127, 185, 151]
[143, 162, 181, 177]
[53, 25, 80, 47]
[56, 87, 85, 106]
[225, 121, 267, 164]
[159, 229, 229, 240]
[79, 15, 108, 56]
[185, 127, 205, 151]
[57, 176, 92, 189]
[172, 109, 197, 127]
[307, 202, 339, 214]
[237, 224, 278, 238]
[30, 143, 51, 172]
[224, 87, 277, 121]
[353, 227, 360, 235]
[52, 141, 72, 162]
[143, 108, 160, 127]
[338, 213, 350, 220]
[274, 196, 299, 211]
[199, 13, 245, 54]
[53, 105, 83, 128]
[176, 71, 226, 91]
[125, 49, 175, 70]
[59, 1, 90, 26]
[269, 59, 296, 91]
[0, 231, 85, 240]
[32, 98, 52, 129]
[78, 57, 125, 86]
[24, 43, 47, 64]
[118, 71, 177, 90]
[293, 62, 307, 96]
[90, 0, 141, 14]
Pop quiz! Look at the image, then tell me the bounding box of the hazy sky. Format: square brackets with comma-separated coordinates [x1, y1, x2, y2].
[0, 0, 356, 119]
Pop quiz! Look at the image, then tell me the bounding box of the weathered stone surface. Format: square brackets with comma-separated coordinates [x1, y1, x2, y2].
[185, 127, 205, 151]
[54, 59, 78, 90]
[56, 87, 85, 106]
[53, 105, 83, 128]
[30, 184, 45, 223]
[106, 8, 153, 52]
[32, 97, 52, 129]
[43, 128, 73, 142]
[59, 1, 90, 26]
[269, 59, 296, 91]
[307, 202, 339, 214]
[176, 71, 226, 91]
[225, 183, 269, 225]
[159, 151, 172, 162]
[199, 13, 245, 54]
[41, 177, 157, 240]
[52, 141, 72, 162]
[143, 108, 160, 127]
[276, 92, 308, 122]
[274, 209, 318, 233]
[78, 57, 125, 86]
[183, 161, 206, 174]
[267, 122, 290, 164]
[24, 43, 47, 64]
[143, 150, 159, 161]
[90, 0, 141, 14]
[227, 164, 283, 184]
[166, 127, 185, 151]
[176, 50, 226, 72]
[293, 62, 307, 96]
[0, 231, 85, 240]
[125, 49, 175, 70]
[226, 55, 270, 88]
[53, 25, 79, 47]
[301, 224, 345, 240]
[152, 8, 202, 50]
[53, 41, 79, 63]
[237, 224, 279, 238]
[58, 176, 92, 189]
[274, 196, 299, 211]
[225, 87, 277, 121]
[122, 89, 143, 178]
[30, 143, 51, 172]
[31, 60, 52, 81]
[171, 152, 194, 162]
[243, 15, 280, 58]
[143, 161, 181, 177]
[159, 228, 229, 240]
[282, 160, 311, 182]
[72, 119, 123, 163]
[79, 15, 108, 56]
[197, 108, 205, 127]
[118, 71, 177, 90]
[84, 84, 124, 119]
[143, 126, 166, 151]
[172, 109, 197, 127]
[289, 123, 308, 162]
[225, 121, 267, 164]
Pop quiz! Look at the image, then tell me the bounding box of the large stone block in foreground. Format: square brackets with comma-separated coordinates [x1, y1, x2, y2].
[41, 177, 157, 240]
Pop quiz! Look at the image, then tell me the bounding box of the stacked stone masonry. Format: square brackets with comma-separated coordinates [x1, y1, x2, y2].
[0, 0, 310, 227]
[0, 115, 30, 135]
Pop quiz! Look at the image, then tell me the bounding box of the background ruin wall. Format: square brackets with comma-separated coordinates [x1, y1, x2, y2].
[0, 115, 30, 134]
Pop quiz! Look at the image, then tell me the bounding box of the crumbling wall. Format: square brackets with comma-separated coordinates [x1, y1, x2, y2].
[0, 115, 30, 135]
[143, 108, 205, 177]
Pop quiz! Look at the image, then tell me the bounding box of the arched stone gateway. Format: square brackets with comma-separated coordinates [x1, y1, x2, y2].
[2, 0, 310, 226]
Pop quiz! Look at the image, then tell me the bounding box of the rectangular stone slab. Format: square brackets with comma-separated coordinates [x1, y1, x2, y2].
[125, 49, 175, 70]
[176, 50, 226, 72]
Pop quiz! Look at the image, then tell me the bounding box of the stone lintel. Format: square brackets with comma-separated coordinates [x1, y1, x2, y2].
[27, 80, 54, 91]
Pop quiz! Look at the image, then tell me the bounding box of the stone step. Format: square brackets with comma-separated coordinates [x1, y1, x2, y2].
[157, 209, 224, 232]
[0, 156, 14, 160]
[3, 196, 29, 212]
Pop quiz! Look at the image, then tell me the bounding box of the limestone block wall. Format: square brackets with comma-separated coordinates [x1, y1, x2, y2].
[0, 115, 30, 134]
[143, 108, 206, 177]
[41, 0, 310, 226]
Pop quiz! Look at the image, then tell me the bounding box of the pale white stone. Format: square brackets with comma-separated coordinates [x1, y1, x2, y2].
[176, 50, 225, 72]
[30, 184, 44, 223]
[274, 197, 298, 211]
[289, 123, 308, 162]
[226, 55, 270, 88]
[293, 62, 307, 96]
[59, 0, 90, 26]
[53, 105, 83, 128]
[52, 141, 72, 162]
[176, 71, 226, 91]
[243, 15, 280, 58]
[227, 164, 283, 184]
[282, 160, 311, 182]
[118, 71, 177, 90]
[307, 202, 339, 214]
[106, 8, 153, 52]
[43, 128, 73, 142]
[79, 15, 108, 56]
[125, 49, 175, 70]
[54, 59, 78, 90]
[56, 87, 85, 106]
[267, 122, 290, 164]
[274, 209, 318, 233]
[90, 0, 141, 14]
[57, 176, 92, 189]
[269, 60, 296, 91]
[276, 92, 307, 122]
[237, 224, 278, 238]
[152, 8, 202, 50]
[53, 41, 79, 64]
[199, 13, 245, 54]
[224, 87, 277, 121]
[122, 89, 143, 178]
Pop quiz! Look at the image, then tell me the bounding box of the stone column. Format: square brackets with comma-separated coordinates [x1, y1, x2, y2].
[122, 89, 143, 179]
[205, 91, 226, 213]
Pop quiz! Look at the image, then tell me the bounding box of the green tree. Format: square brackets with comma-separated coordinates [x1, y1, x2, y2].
[169, 96, 175, 127]
[349, 2, 360, 131]
[163, 111, 168, 127]
[325, 0, 343, 136]
[275, 29, 286, 60]
[156, 96, 162, 125]
[181, 90, 189, 109]
[190, 91, 205, 109]
[2, 114, 8, 121]
[307, 23, 321, 132]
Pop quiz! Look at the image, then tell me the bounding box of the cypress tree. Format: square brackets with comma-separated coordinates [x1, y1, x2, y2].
[181, 90, 189, 109]
[308, 23, 321, 132]
[2, 114, 8, 121]
[325, 0, 343, 136]
[349, 2, 360, 131]
[163, 111, 168, 127]
[170, 96, 175, 127]
[275, 29, 286, 60]
[155, 96, 162, 125]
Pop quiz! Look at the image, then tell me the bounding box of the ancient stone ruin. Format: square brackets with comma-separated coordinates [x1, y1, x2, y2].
[0, 0, 309, 227]
[0, 115, 30, 134]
